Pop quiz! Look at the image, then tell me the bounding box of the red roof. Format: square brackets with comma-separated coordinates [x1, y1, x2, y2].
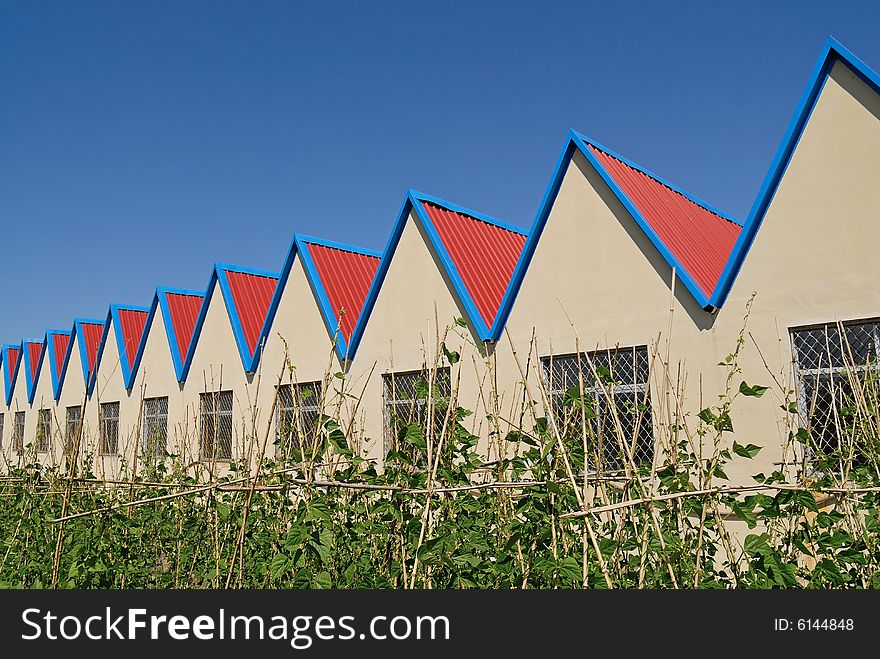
[587, 145, 741, 298]
[81, 322, 105, 377]
[165, 292, 204, 363]
[26, 340, 44, 380]
[117, 308, 148, 368]
[224, 270, 279, 356]
[421, 201, 527, 329]
[6, 347, 20, 375]
[51, 333, 71, 381]
[305, 243, 380, 343]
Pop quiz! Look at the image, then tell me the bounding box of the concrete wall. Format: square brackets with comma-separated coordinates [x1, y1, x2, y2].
[347, 210, 496, 462]
[181, 285, 262, 477]
[256, 254, 345, 455]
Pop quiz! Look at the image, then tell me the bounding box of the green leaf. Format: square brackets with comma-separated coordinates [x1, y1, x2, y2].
[698, 408, 717, 424]
[732, 442, 762, 459]
[312, 571, 332, 589]
[270, 554, 289, 580]
[739, 381, 769, 398]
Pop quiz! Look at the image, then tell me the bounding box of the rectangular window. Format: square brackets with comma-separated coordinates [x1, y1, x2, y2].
[200, 391, 233, 461]
[383, 368, 452, 455]
[542, 346, 654, 473]
[142, 396, 168, 458]
[65, 406, 82, 455]
[99, 402, 120, 455]
[790, 319, 880, 465]
[35, 409, 52, 452]
[13, 412, 25, 452]
[276, 381, 322, 455]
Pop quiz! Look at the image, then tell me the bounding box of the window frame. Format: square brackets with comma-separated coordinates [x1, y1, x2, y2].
[541, 345, 655, 474]
[99, 401, 120, 455]
[35, 409, 52, 453]
[142, 396, 169, 458]
[65, 405, 82, 455]
[199, 390, 234, 462]
[789, 317, 880, 465]
[382, 367, 452, 455]
[12, 411, 25, 453]
[275, 381, 323, 455]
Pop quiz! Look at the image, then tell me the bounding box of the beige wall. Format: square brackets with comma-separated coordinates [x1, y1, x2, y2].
[502, 59, 880, 485]
[5, 348, 36, 467]
[256, 254, 345, 453]
[348, 210, 495, 462]
[182, 284, 262, 477]
[55, 335, 92, 470]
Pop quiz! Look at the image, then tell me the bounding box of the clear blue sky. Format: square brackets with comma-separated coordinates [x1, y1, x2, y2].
[1, 1, 878, 342]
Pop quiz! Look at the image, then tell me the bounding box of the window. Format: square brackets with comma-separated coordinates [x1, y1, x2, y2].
[790, 319, 880, 464]
[200, 391, 233, 461]
[142, 396, 168, 458]
[383, 368, 451, 455]
[276, 381, 322, 454]
[12, 412, 25, 452]
[65, 406, 82, 454]
[542, 346, 654, 473]
[36, 409, 52, 452]
[100, 402, 120, 455]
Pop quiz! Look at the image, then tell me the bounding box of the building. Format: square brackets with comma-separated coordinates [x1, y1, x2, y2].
[1, 37, 877, 483]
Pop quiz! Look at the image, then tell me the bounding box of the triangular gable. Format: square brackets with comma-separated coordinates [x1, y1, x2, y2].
[45, 329, 72, 401]
[712, 37, 880, 307]
[495, 37, 879, 328]
[185, 264, 279, 376]
[57, 318, 107, 397]
[296, 235, 381, 361]
[349, 190, 525, 357]
[575, 136, 742, 302]
[2, 345, 21, 406]
[92, 304, 150, 392]
[22, 338, 46, 405]
[137, 288, 205, 383]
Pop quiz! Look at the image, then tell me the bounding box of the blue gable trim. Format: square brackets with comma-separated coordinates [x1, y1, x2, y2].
[90, 304, 152, 395]
[347, 190, 523, 357]
[44, 329, 72, 401]
[21, 337, 46, 405]
[295, 234, 382, 362]
[570, 132, 716, 310]
[1, 345, 21, 406]
[149, 287, 206, 383]
[183, 263, 280, 379]
[70, 318, 106, 397]
[710, 37, 880, 308]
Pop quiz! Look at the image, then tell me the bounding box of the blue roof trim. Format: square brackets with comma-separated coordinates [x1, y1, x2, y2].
[571, 132, 743, 227]
[296, 234, 382, 362]
[1, 344, 22, 406]
[91, 304, 151, 395]
[21, 337, 46, 405]
[183, 263, 280, 379]
[149, 287, 206, 383]
[710, 36, 880, 308]
[347, 190, 520, 356]
[44, 329, 72, 401]
[570, 132, 715, 309]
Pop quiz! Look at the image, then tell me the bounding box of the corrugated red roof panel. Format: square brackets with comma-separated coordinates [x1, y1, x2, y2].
[117, 308, 148, 369]
[26, 340, 44, 381]
[306, 243, 380, 343]
[80, 322, 105, 378]
[421, 201, 527, 329]
[225, 270, 279, 356]
[7, 347, 20, 375]
[587, 145, 741, 298]
[165, 292, 204, 364]
[51, 333, 71, 381]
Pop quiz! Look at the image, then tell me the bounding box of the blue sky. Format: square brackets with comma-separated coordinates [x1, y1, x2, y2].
[1, 1, 878, 341]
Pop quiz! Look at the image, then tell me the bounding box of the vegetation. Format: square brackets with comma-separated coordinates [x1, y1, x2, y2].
[1, 311, 879, 589]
